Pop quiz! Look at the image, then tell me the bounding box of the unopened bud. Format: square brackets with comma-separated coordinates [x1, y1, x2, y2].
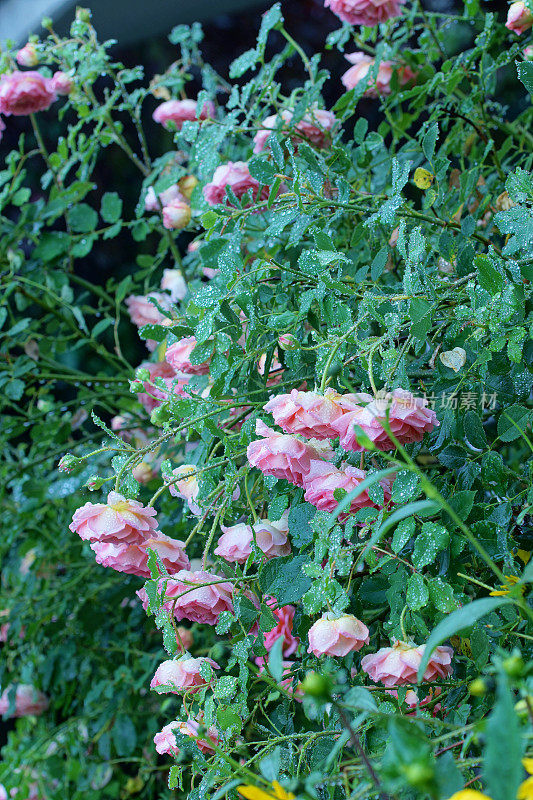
[178, 175, 198, 200]
[130, 380, 144, 393]
[300, 671, 332, 699]
[86, 475, 105, 491]
[136, 368, 150, 382]
[76, 7, 92, 22]
[41, 16, 53, 28]
[162, 199, 191, 231]
[468, 678, 487, 697]
[278, 333, 298, 350]
[58, 454, 81, 473]
[51, 71, 74, 96]
[503, 655, 525, 678]
[16, 44, 39, 67]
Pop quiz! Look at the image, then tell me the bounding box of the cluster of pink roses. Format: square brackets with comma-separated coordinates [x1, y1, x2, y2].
[0, 63, 73, 141]
[247, 387, 438, 517]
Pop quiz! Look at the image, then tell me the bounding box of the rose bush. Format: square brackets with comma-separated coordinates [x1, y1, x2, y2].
[1, 2, 533, 799]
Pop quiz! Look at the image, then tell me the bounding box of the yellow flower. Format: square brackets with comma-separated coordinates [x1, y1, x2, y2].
[517, 550, 531, 565]
[490, 575, 524, 596]
[446, 792, 493, 800]
[518, 776, 533, 800]
[238, 782, 295, 800]
[523, 758, 533, 775]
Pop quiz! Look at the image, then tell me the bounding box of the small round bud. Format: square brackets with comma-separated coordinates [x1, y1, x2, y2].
[41, 16, 53, 28]
[51, 71, 74, 96]
[403, 762, 434, 788]
[515, 698, 532, 720]
[16, 44, 39, 67]
[178, 175, 198, 200]
[76, 7, 92, 22]
[300, 671, 332, 699]
[503, 655, 525, 678]
[58, 454, 81, 473]
[135, 368, 150, 382]
[278, 333, 298, 350]
[162, 199, 191, 231]
[150, 405, 171, 426]
[130, 380, 144, 393]
[468, 678, 487, 697]
[86, 475, 105, 491]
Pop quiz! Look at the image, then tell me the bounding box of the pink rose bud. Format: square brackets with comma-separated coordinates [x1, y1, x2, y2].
[278, 333, 298, 350]
[166, 464, 200, 512]
[150, 656, 219, 693]
[138, 569, 234, 625]
[69, 490, 159, 546]
[160, 268, 187, 301]
[58, 454, 81, 472]
[324, 0, 404, 25]
[308, 613, 369, 657]
[203, 161, 272, 207]
[524, 44, 533, 58]
[178, 174, 198, 199]
[152, 98, 215, 130]
[361, 640, 453, 687]
[506, 1, 533, 33]
[51, 71, 73, 95]
[214, 522, 254, 563]
[144, 184, 183, 212]
[333, 388, 438, 452]
[252, 512, 292, 559]
[125, 292, 171, 328]
[162, 198, 191, 230]
[264, 388, 345, 440]
[165, 336, 210, 375]
[302, 459, 390, 516]
[90, 532, 189, 578]
[0, 685, 48, 717]
[253, 107, 336, 154]
[176, 626, 193, 651]
[132, 461, 155, 484]
[263, 596, 299, 656]
[341, 52, 415, 97]
[16, 44, 39, 68]
[0, 71, 56, 116]
[154, 717, 219, 756]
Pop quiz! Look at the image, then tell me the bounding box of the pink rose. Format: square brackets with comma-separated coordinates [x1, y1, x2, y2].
[165, 336, 210, 375]
[0, 784, 6, 800]
[161, 269, 187, 301]
[302, 460, 389, 516]
[214, 522, 254, 563]
[176, 626, 194, 651]
[166, 465, 201, 514]
[525, 44, 533, 58]
[137, 361, 190, 413]
[162, 198, 191, 230]
[253, 512, 292, 558]
[90, 533, 189, 578]
[264, 388, 345, 440]
[125, 292, 171, 329]
[16, 44, 39, 68]
[247, 420, 333, 487]
[150, 656, 219, 693]
[152, 98, 215, 129]
[253, 107, 336, 154]
[203, 161, 271, 207]
[0, 685, 48, 717]
[69, 490, 158, 546]
[263, 596, 299, 656]
[51, 71, 73, 95]
[307, 613, 369, 657]
[139, 569, 233, 625]
[324, 0, 404, 26]
[341, 52, 414, 97]
[144, 184, 183, 212]
[361, 640, 453, 687]
[154, 717, 219, 756]
[506, 1, 533, 33]
[0, 71, 56, 116]
[333, 388, 438, 452]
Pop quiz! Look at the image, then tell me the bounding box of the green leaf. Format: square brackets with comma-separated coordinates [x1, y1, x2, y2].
[417, 597, 513, 681]
[288, 503, 315, 548]
[517, 60, 533, 95]
[464, 410, 487, 449]
[391, 517, 415, 554]
[484, 676, 522, 800]
[497, 405, 531, 443]
[67, 203, 98, 233]
[475, 255, 503, 295]
[428, 577, 457, 613]
[268, 637, 284, 682]
[406, 573, 429, 611]
[412, 522, 449, 570]
[259, 554, 312, 605]
[112, 715, 137, 757]
[100, 191, 123, 223]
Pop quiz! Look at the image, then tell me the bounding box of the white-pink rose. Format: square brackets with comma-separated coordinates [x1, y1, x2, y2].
[361, 640, 453, 687]
[152, 98, 215, 129]
[0, 71, 56, 116]
[341, 52, 415, 97]
[203, 161, 271, 207]
[324, 0, 404, 26]
[506, 1, 533, 33]
[0, 685, 48, 717]
[150, 656, 219, 693]
[308, 613, 369, 657]
[69, 490, 158, 546]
